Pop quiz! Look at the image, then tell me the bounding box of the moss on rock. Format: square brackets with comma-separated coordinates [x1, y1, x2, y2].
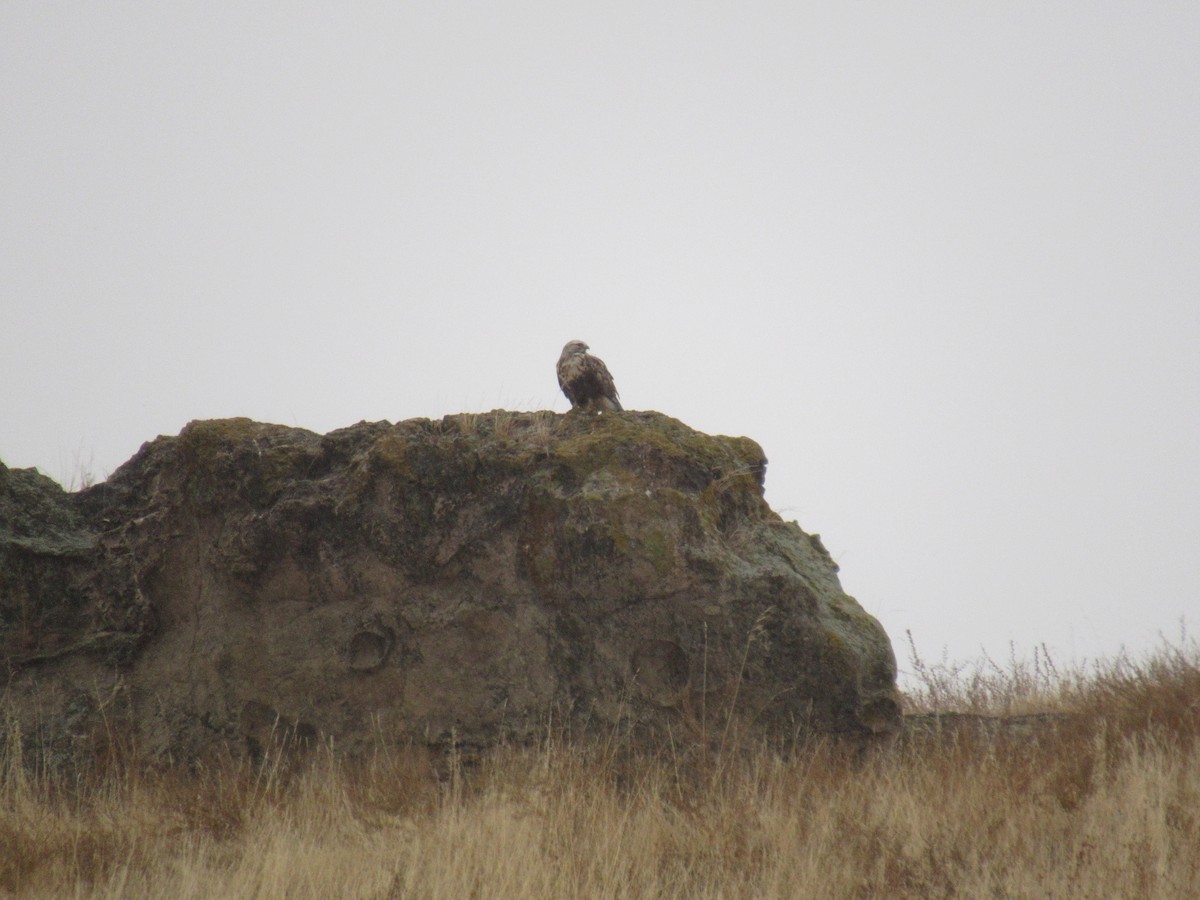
[2, 409, 901, 763]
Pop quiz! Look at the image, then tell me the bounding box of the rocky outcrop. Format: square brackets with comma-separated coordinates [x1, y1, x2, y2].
[1, 411, 900, 763]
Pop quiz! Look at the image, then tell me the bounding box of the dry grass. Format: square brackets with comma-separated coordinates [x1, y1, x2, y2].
[3, 633, 1199, 898]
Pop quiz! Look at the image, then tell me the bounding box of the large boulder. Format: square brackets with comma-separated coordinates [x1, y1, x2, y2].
[1, 412, 900, 762]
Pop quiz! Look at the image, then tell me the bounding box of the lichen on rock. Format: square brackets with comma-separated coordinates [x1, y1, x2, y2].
[1, 411, 901, 763]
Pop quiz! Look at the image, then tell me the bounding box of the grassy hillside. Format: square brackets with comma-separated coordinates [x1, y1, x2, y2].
[3, 633, 1198, 898]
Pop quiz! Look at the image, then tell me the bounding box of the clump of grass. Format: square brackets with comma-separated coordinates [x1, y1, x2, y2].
[62, 443, 98, 492]
[904, 625, 1200, 741]
[903, 629, 1069, 714]
[2, 635, 1198, 897]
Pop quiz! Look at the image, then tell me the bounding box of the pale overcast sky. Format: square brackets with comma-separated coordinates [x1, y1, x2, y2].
[3, 4, 1197, 682]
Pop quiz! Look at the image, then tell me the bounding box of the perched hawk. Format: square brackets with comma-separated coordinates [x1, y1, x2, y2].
[557, 340, 623, 412]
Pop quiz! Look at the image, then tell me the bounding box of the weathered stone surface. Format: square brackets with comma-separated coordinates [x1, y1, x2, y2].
[1, 411, 900, 762]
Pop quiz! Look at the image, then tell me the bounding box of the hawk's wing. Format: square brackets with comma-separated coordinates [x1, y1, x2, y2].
[587, 356, 622, 411]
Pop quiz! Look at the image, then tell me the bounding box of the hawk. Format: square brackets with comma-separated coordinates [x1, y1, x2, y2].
[557, 340, 623, 412]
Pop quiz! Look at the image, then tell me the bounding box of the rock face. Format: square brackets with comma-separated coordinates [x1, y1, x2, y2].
[1, 412, 900, 762]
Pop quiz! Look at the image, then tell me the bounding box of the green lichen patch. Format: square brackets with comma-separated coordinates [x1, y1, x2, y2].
[545, 412, 766, 500]
[174, 418, 323, 510]
[0, 461, 89, 549]
[364, 430, 414, 480]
